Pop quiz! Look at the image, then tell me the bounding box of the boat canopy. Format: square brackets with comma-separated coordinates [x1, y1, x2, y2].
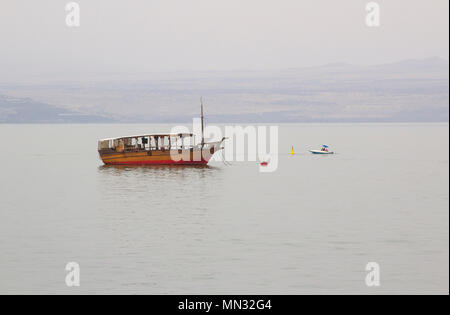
[99, 133, 194, 142]
[98, 133, 198, 151]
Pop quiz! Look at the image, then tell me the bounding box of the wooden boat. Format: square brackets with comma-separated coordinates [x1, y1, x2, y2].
[98, 101, 225, 165]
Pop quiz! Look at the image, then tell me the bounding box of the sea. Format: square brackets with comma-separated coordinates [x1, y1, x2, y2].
[0, 123, 448, 294]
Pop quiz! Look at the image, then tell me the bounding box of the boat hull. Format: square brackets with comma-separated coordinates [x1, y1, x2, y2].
[103, 160, 209, 165]
[99, 148, 217, 165]
[103, 159, 209, 166]
[309, 150, 334, 155]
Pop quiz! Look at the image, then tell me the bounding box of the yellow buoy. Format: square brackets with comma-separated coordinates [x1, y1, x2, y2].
[290, 146, 295, 155]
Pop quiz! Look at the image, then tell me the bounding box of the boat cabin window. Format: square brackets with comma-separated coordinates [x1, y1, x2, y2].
[98, 133, 196, 153]
[98, 140, 112, 150]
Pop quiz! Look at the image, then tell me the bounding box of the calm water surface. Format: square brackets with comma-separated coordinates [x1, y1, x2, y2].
[0, 123, 448, 294]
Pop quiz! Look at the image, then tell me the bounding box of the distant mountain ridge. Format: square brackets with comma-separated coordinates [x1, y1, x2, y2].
[0, 95, 113, 123]
[0, 58, 448, 123]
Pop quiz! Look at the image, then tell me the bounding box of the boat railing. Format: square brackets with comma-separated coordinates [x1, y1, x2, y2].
[100, 142, 220, 153]
[120, 145, 202, 152]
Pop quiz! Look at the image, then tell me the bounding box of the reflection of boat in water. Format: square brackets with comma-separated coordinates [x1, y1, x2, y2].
[309, 144, 334, 155]
[98, 100, 225, 165]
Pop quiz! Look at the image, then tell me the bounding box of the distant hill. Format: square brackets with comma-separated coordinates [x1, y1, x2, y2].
[0, 58, 448, 123]
[0, 95, 114, 123]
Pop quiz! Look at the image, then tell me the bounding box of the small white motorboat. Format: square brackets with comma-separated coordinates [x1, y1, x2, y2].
[309, 144, 334, 154]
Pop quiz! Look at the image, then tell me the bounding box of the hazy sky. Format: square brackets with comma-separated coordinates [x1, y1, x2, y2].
[0, 0, 448, 81]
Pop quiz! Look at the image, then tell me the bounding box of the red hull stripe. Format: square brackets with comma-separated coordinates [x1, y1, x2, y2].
[105, 159, 209, 165]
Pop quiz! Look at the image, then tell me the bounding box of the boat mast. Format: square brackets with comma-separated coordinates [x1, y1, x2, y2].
[200, 97, 205, 147]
